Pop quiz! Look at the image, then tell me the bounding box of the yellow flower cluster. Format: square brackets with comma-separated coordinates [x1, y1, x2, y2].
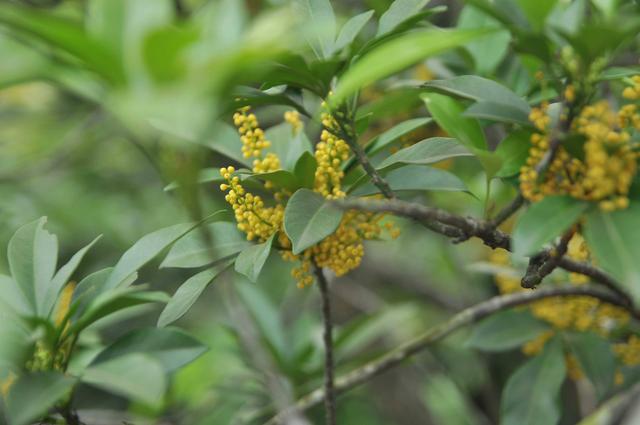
[314, 128, 350, 199]
[520, 97, 639, 211]
[614, 335, 640, 366]
[489, 234, 630, 365]
[222, 107, 399, 287]
[220, 166, 283, 242]
[233, 107, 281, 175]
[284, 110, 303, 133]
[622, 75, 640, 100]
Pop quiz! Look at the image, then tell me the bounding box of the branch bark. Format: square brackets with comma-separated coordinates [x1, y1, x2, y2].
[315, 266, 337, 425]
[263, 285, 629, 425]
[332, 197, 635, 308]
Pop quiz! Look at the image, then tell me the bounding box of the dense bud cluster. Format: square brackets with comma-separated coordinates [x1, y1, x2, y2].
[219, 166, 283, 242]
[284, 110, 302, 133]
[520, 82, 640, 211]
[314, 128, 350, 199]
[490, 233, 637, 379]
[222, 107, 399, 287]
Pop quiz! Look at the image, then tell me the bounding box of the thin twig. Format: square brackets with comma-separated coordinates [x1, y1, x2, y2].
[521, 228, 574, 288]
[490, 194, 525, 228]
[315, 266, 337, 425]
[263, 285, 629, 424]
[331, 111, 395, 200]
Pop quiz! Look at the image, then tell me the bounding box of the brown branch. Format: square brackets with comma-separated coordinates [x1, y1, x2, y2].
[315, 266, 336, 425]
[331, 110, 395, 200]
[521, 228, 574, 289]
[489, 193, 525, 228]
[332, 198, 635, 308]
[263, 285, 629, 424]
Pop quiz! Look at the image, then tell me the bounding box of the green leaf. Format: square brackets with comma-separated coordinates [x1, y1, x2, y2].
[364, 117, 432, 156]
[458, 5, 511, 74]
[295, 0, 336, 58]
[161, 222, 249, 269]
[7, 217, 57, 316]
[464, 101, 531, 126]
[71, 289, 169, 334]
[334, 10, 374, 52]
[0, 4, 123, 83]
[232, 86, 308, 116]
[423, 75, 530, 118]
[495, 130, 532, 177]
[294, 151, 318, 189]
[351, 165, 468, 196]
[583, 203, 640, 303]
[44, 235, 102, 317]
[82, 353, 166, 406]
[422, 93, 487, 150]
[377, 0, 430, 36]
[376, 137, 472, 172]
[565, 332, 615, 400]
[249, 170, 301, 192]
[501, 337, 566, 425]
[516, 0, 557, 31]
[513, 196, 589, 255]
[92, 327, 207, 372]
[235, 234, 274, 283]
[164, 168, 223, 192]
[204, 123, 252, 168]
[158, 261, 232, 327]
[5, 372, 76, 425]
[466, 310, 550, 352]
[104, 221, 201, 289]
[265, 122, 313, 171]
[333, 28, 495, 104]
[284, 189, 344, 255]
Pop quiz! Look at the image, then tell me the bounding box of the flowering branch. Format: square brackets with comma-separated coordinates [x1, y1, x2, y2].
[263, 285, 630, 424]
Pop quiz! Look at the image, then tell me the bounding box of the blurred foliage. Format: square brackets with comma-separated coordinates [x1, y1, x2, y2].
[1, 0, 640, 424]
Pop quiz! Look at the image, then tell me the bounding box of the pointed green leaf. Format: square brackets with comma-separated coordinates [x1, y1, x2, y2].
[334, 10, 374, 52]
[82, 353, 166, 407]
[565, 332, 615, 400]
[44, 235, 101, 317]
[583, 203, 640, 303]
[377, 137, 472, 171]
[92, 327, 207, 372]
[423, 75, 530, 116]
[158, 261, 232, 327]
[5, 372, 76, 425]
[161, 222, 249, 269]
[466, 310, 550, 352]
[364, 117, 432, 156]
[377, 0, 430, 36]
[284, 189, 344, 254]
[351, 165, 468, 196]
[8, 217, 58, 316]
[422, 93, 487, 150]
[295, 0, 336, 58]
[294, 151, 318, 189]
[513, 196, 589, 255]
[235, 234, 274, 282]
[495, 130, 532, 177]
[105, 222, 201, 289]
[501, 337, 566, 425]
[333, 28, 495, 104]
[464, 100, 531, 125]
